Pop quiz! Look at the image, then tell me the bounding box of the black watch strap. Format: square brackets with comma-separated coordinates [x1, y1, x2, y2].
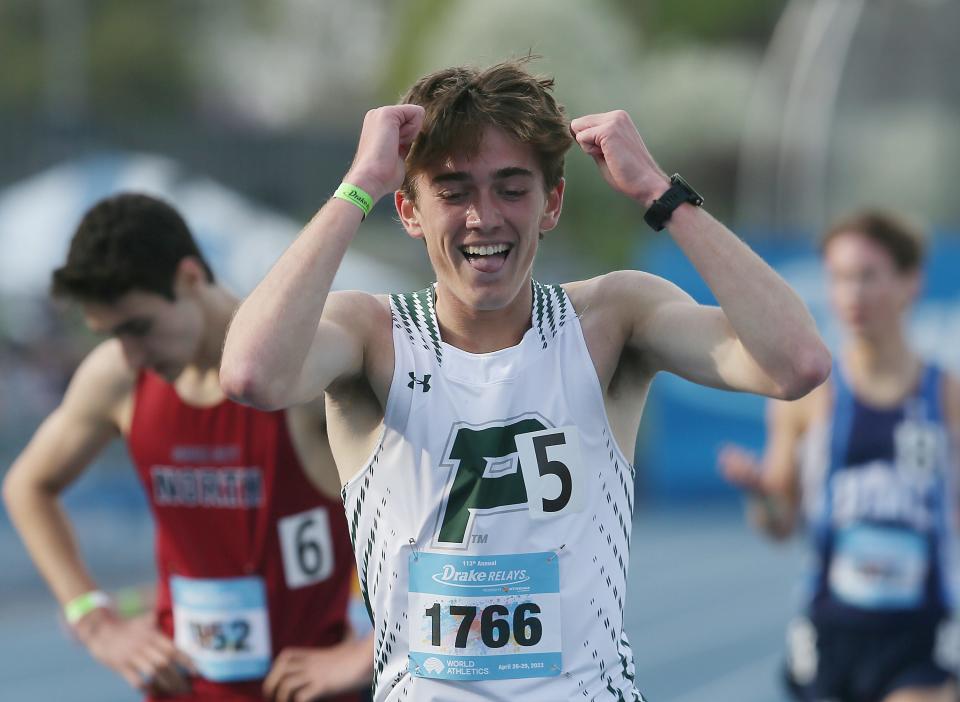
[643, 174, 704, 232]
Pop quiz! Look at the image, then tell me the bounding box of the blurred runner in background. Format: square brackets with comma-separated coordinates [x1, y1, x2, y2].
[721, 210, 958, 702]
[3, 193, 372, 702]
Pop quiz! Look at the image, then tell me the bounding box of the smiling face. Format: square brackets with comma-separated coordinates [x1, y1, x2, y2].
[396, 126, 564, 314]
[823, 230, 920, 341]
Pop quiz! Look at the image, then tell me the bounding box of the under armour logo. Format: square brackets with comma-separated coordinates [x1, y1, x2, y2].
[408, 372, 431, 392]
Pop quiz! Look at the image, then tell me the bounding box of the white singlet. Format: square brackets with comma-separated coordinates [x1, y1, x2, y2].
[342, 280, 644, 702]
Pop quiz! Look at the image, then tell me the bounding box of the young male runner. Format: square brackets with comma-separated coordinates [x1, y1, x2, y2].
[221, 59, 831, 700]
[721, 211, 958, 702]
[3, 193, 372, 701]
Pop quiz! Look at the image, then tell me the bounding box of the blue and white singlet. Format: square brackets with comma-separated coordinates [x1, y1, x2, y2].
[800, 362, 955, 625]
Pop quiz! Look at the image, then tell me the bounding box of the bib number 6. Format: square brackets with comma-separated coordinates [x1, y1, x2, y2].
[278, 507, 334, 588]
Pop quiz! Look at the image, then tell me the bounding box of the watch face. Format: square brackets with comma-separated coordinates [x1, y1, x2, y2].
[645, 174, 704, 231]
[670, 174, 703, 206]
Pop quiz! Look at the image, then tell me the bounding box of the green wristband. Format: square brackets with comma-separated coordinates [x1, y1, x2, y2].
[334, 182, 373, 218]
[114, 586, 149, 618]
[64, 590, 112, 625]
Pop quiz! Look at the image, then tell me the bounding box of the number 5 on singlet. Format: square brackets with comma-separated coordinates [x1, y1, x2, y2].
[435, 421, 586, 548]
[515, 426, 585, 520]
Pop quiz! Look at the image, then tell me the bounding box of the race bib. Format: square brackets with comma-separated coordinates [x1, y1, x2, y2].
[171, 575, 271, 681]
[408, 552, 561, 681]
[829, 524, 928, 609]
[894, 418, 944, 481]
[278, 506, 335, 588]
[515, 426, 586, 520]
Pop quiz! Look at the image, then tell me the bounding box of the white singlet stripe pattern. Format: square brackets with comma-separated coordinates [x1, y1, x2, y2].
[342, 281, 645, 702]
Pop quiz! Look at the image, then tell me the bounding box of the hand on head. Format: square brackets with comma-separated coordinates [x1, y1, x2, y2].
[569, 110, 670, 206]
[345, 104, 426, 203]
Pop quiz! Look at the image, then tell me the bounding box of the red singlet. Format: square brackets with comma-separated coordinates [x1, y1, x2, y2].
[128, 371, 360, 701]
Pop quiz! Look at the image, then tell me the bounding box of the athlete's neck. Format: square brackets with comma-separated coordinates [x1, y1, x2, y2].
[843, 331, 915, 378]
[842, 332, 921, 406]
[196, 285, 239, 371]
[434, 281, 534, 353]
[170, 286, 238, 406]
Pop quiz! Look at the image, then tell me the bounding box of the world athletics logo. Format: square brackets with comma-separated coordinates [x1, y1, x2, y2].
[423, 657, 445, 674]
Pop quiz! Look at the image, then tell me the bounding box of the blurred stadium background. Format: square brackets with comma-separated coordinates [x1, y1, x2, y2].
[1, 0, 959, 699]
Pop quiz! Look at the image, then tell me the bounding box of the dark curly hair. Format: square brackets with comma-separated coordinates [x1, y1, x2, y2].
[51, 192, 214, 303]
[400, 57, 573, 200]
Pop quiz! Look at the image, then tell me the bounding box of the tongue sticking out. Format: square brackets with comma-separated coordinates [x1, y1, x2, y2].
[466, 252, 508, 274]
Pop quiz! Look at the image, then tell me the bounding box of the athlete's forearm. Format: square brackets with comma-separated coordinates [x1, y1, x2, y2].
[665, 205, 829, 399]
[3, 473, 99, 605]
[224, 105, 422, 409]
[569, 109, 826, 397]
[222, 198, 363, 407]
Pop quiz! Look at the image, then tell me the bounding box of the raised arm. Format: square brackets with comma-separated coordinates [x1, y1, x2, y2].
[570, 110, 830, 400]
[220, 105, 425, 410]
[2, 342, 194, 694]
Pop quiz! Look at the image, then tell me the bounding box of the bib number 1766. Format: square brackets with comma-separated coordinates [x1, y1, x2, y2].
[424, 602, 543, 649]
[408, 551, 561, 680]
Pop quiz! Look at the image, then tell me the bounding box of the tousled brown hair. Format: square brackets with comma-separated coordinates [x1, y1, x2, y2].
[400, 58, 573, 200]
[820, 209, 925, 273]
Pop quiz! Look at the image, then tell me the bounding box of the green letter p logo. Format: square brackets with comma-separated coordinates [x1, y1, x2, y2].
[433, 417, 548, 548]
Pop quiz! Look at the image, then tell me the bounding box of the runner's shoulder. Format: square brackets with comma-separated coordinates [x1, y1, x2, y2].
[61, 340, 136, 419]
[324, 290, 392, 334]
[563, 271, 692, 325]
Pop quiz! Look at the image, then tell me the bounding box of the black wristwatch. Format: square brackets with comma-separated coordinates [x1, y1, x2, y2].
[643, 174, 704, 232]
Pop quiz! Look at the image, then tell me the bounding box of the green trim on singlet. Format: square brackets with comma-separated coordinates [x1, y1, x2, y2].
[390, 280, 569, 360]
[390, 289, 444, 365]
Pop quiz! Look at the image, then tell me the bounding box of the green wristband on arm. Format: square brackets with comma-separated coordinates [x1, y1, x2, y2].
[333, 182, 373, 219]
[64, 590, 112, 625]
